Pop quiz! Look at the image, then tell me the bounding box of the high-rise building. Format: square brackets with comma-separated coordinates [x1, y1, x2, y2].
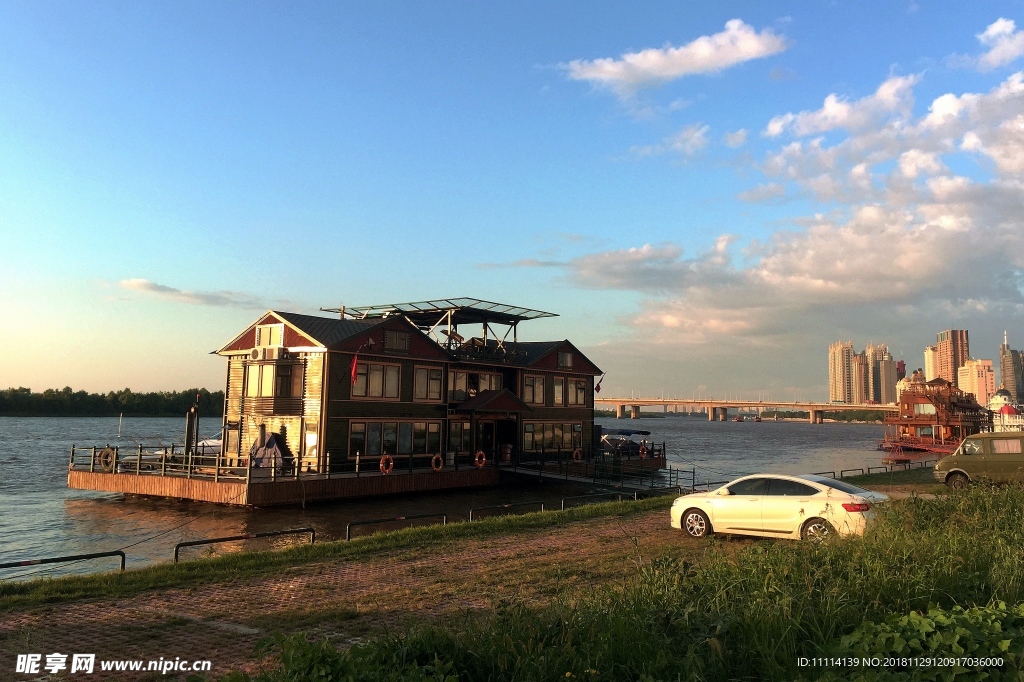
[937, 329, 970, 387]
[851, 352, 870, 404]
[829, 341, 854, 403]
[896, 360, 906, 381]
[958, 358, 995, 406]
[878, 357, 898, 404]
[998, 331, 1024, 403]
[924, 345, 938, 381]
[865, 343, 889, 402]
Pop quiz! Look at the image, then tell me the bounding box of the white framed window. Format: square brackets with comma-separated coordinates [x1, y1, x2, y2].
[256, 324, 284, 347]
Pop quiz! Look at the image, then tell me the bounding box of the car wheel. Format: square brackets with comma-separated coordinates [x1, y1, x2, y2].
[801, 517, 833, 541]
[946, 472, 969, 490]
[682, 509, 711, 538]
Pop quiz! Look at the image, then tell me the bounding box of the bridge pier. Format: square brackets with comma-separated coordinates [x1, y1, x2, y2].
[719, 407, 728, 421]
[808, 409, 823, 424]
[708, 407, 715, 422]
[630, 405, 640, 419]
[616, 404, 625, 419]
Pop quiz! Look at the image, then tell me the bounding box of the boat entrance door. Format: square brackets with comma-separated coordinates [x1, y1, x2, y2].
[476, 421, 495, 455]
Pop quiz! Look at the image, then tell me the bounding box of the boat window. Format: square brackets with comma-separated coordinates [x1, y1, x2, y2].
[726, 478, 769, 496]
[352, 362, 400, 399]
[413, 422, 427, 453]
[914, 403, 937, 415]
[427, 423, 441, 453]
[415, 367, 443, 401]
[524, 376, 545, 404]
[766, 479, 819, 496]
[350, 423, 365, 457]
[992, 438, 1023, 454]
[568, 379, 587, 405]
[961, 440, 983, 455]
[557, 351, 573, 369]
[384, 330, 409, 352]
[399, 423, 413, 454]
[365, 423, 382, 456]
[448, 371, 468, 401]
[382, 423, 398, 454]
[554, 378, 564, 406]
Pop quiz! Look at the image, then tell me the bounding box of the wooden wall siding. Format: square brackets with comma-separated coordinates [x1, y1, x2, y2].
[325, 418, 349, 467]
[220, 312, 318, 353]
[329, 317, 449, 360]
[226, 356, 245, 421]
[68, 471, 249, 505]
[304, 354, 324, 418]
[246, 468, 499, 506]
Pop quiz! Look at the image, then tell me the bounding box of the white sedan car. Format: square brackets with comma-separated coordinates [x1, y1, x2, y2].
[670, 474, 889, 540]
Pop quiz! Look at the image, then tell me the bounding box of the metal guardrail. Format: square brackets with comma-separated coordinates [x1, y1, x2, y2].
[173, 528, 315, 563]
[632, 486, 683, 500]
[840, 468, 865, 477]
[346, 513, 447, 540]
[560, 492, 624, 510]
[0, 550, 126, 573]
[812, 470, 837, 479]
[469, 501, 544, 521]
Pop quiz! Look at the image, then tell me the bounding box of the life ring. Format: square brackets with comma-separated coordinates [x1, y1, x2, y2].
[431, 454, 444, 472]
[638, 445, 648, 460]
[379, 454, 394, 475]
[97, 447, 115, 472]
[572, 448, 582, 461]
[474, 451, 486, 468]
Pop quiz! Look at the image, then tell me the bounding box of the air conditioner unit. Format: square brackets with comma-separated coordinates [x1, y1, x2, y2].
[251, 348, 279, 361]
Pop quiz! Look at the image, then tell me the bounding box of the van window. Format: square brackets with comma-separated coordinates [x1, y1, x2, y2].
[991, 439, 1023, 454]
[961, 440, 983, 455]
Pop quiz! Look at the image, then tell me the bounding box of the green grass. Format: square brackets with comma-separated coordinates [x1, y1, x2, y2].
[0, 496, 673, 613]
[213, 484, 1024, 682]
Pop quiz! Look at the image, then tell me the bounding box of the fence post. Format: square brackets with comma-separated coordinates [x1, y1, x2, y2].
[112, 445, 119, 474]
[137, 443, 143, 476]
[69, 445, 75, 471]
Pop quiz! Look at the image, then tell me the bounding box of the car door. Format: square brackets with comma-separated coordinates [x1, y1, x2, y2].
[761, 478, 821, 535]
[711, 477, 769, 533]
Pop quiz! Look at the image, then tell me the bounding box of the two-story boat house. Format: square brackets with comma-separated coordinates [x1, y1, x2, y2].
[68, 298, 605, 505]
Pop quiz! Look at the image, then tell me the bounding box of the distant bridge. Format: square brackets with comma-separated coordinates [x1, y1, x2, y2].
[594, 398, 896, 423]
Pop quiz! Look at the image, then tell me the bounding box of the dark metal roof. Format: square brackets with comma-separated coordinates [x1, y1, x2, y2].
[324, 297, 557, 327]
[274, 311, 380, 348]
[452, 389, 531, 413]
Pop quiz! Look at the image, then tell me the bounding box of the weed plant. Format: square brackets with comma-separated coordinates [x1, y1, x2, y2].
[219, 485, 1024, 681]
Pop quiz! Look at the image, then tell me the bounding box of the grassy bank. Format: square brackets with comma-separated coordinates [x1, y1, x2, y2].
[216, 484, 1024, 682]
[0, 496, 672, 613]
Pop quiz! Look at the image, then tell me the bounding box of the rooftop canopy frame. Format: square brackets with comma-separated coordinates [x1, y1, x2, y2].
[320, 297, 557, 352]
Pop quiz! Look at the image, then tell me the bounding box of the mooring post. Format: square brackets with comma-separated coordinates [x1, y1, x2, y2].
[137, 443, 143, 476]
[69, 445, 75, 471]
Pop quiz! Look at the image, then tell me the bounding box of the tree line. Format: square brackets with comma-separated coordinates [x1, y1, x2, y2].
[0, 387, 224, 417]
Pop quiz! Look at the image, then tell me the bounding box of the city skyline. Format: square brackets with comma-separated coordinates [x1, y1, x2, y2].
[5, 3, 1024, 400]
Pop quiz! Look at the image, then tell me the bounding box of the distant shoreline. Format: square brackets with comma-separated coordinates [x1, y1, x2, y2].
[0, 387, 224, 419]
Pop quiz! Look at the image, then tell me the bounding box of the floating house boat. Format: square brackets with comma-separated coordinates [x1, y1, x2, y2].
[68, 298, 667, 505]
[880, 377, 991, 463]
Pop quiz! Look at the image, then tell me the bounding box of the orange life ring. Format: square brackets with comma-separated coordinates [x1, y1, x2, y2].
[572, 448, 582, 461]
[379, 454, 394, 475]
[97, 447, 115, 472]
[431, 454, 444, 472]
[474, 451, 486, 468]
[638, 445, 648, 460]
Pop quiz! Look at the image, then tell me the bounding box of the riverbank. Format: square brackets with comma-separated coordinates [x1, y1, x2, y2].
[1, 470, 948, 680]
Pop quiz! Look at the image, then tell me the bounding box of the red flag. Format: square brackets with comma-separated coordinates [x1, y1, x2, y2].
[350, 354, 359, 385]
[594, 373, 605, 394]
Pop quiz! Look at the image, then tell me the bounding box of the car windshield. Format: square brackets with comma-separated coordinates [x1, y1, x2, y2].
[797, 475, 870, 495]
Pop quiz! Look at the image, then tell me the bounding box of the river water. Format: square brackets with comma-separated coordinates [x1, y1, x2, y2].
[0, 415, 885, 581]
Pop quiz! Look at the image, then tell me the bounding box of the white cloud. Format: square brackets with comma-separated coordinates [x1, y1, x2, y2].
[764, 75, 919, 137]
[120, 279, 284, 309]
[724, 128, 748, 148]
[962, 18, 1024, 70]
[565, 19, 788, 98]
[630, 123, 710, 158]
[737, 183, 786, 202]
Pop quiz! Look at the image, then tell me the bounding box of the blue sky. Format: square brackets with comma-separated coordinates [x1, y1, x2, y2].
[4, 1, 1024, 399]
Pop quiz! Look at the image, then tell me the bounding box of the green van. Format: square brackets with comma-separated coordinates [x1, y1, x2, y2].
[934, 433, 1024, 489]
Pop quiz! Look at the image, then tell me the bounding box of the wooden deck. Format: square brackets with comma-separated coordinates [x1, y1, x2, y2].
[68, 468, 500, 506]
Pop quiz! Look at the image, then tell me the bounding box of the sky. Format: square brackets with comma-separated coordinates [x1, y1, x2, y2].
[3, 1, 1024, 400]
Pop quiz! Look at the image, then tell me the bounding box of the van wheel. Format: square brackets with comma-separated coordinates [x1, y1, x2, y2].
[682, 509, 711, 538]
[801, 518, 833, 541]
[946, 472, 969, 490]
